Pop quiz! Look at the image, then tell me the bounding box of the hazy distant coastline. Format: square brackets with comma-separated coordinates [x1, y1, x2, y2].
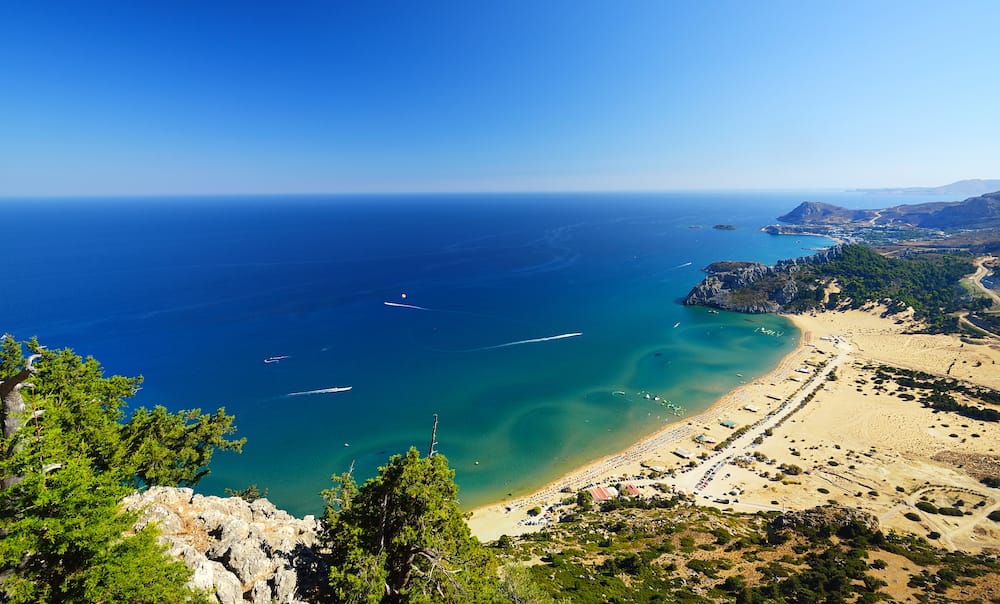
[854, 178, 1000, 196]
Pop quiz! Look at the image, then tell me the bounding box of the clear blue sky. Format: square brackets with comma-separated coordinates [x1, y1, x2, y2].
[2, 1, 998, 195]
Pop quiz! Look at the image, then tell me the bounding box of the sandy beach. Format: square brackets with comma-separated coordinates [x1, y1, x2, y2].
[468, 305, 1000, 552]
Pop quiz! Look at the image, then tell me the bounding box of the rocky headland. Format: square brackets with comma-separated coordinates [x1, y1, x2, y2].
[123, 487, 327, 604]
[683, 245, 843, 313]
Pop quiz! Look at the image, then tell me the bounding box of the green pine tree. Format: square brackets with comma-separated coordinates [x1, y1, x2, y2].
[322, 447, 502, 603]
[1, 336, 242, 602]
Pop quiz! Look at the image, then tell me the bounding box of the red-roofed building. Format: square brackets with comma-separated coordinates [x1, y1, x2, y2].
[586, 486, 619, 502]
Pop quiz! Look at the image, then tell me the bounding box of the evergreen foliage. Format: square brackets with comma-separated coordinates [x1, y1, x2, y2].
[505, 501, 1000, 603]
[1, 336, 241, 602]
[223, 483, 270, 502]
[0, 454, 203, 603]
[321, 447, 502, 603]
[498, 565, 555, 604]
[706, 244, 982, 332]
[810, 245, 975, 325]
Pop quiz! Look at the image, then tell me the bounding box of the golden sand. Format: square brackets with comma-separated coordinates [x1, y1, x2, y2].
[469, 305, 1000, 552]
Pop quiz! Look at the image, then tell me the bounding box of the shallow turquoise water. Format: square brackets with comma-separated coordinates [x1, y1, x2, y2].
[4, 192, 853, 514]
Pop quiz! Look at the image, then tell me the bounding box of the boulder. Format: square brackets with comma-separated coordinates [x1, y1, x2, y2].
[218, 539, 275, 585]
[126, 488, 328, 603]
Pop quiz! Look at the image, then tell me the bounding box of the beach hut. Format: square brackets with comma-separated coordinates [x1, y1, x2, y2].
[720, 419, 737, 429]
[694, 433, 717, 444]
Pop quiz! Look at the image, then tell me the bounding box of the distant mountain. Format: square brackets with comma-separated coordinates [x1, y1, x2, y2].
[779, 191, 1000, 230]
[855, 179, 1000, 196]
[916, 192, 1000, 229]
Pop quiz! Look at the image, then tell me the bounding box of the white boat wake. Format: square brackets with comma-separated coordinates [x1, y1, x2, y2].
[383, 300, 533, 326]
[285, 386, 353, 397]
[384, 301, 430, 311]
[674, 261, 693, 268]
[469, 332, 583, 351]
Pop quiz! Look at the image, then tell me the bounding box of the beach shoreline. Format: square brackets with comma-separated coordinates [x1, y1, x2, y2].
[469, 305, 1000, 550]
[468, 312, 822, 540]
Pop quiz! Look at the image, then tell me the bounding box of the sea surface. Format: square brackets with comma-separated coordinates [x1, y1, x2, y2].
[2, 191, 953, 516]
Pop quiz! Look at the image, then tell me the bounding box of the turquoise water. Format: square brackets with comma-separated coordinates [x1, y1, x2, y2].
[4, 191, 888, 515]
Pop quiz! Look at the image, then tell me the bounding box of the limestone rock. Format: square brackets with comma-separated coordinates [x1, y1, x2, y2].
[219, 539, 275, 585]
[683, 245, 843, 313]
[124, 487, 327, 603]
[250, 579, 272, 604]
[273, 568, 298, 603]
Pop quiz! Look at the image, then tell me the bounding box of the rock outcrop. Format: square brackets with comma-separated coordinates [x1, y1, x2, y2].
[683, 246, 843, 313]
[768, 505, 881, 543]
[682, 260, 784, 313]
[123, 487, 328, 604]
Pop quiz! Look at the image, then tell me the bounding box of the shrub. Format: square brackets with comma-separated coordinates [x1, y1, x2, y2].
[722, 575, 746, 593]
[685, 559, 719, 578]
[915, 501, 939, 514]
[711, 527, 732, 545]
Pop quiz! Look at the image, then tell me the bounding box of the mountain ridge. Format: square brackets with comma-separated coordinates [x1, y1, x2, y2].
[778, 190, 1000, 230]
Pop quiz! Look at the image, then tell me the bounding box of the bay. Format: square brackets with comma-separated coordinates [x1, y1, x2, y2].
[3, 191, 946, 515]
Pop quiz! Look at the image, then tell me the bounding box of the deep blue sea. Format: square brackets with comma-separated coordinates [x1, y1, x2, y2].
[2, 191, 952, 516]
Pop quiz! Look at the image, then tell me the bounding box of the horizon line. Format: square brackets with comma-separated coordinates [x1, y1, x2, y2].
[0, 185, 953, 201]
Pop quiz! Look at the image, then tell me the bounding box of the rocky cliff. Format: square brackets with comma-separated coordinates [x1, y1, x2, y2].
[683, 245, 842, 313]
[123, 487, 328, 604]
